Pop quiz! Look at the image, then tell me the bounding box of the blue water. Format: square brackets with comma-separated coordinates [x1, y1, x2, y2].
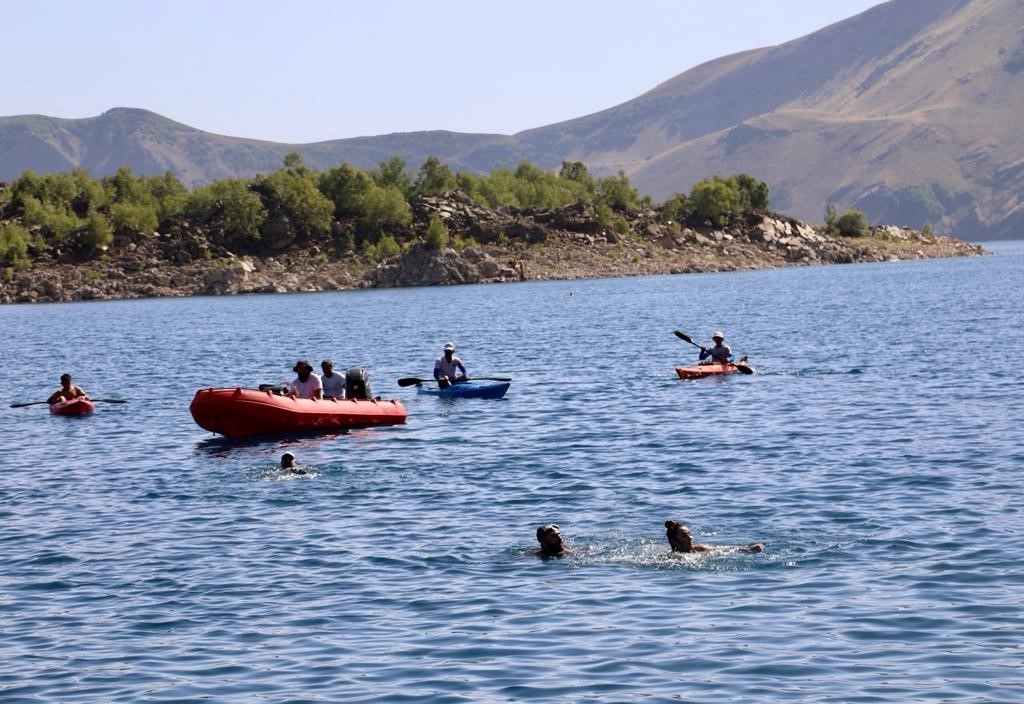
[2, 243, 1023, 703]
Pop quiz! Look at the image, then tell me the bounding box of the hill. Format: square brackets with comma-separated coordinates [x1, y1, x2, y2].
[2, 0, 1022, 240]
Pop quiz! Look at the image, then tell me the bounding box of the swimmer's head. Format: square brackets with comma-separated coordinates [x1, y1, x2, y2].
[281, 452, 296, 469]
[665, 519, 693, 552]
[536, 524, 565, 554]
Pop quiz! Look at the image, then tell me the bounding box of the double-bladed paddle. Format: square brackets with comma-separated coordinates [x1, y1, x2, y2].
[10, 398, 127, 408]
[674, 330, 754, 375]
[397, 376, 511, 387]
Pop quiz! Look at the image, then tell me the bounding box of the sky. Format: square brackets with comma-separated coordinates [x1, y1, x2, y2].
[2, 0, 883, 144]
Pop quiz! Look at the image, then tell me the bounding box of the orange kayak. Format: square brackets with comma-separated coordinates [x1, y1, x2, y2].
[190, 387, 407, 438]
[675, 362, 743, 379]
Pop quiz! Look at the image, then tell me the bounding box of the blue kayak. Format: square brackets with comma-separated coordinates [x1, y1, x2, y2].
[417, 380, 510, 399]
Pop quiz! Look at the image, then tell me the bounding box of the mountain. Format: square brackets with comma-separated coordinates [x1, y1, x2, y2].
[2, 0, 1022, 240]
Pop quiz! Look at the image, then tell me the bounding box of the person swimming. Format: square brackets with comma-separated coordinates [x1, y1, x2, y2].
[536, 524, 571, 556]
[280, 452, 307, 475]
[664, 519, 763, 553]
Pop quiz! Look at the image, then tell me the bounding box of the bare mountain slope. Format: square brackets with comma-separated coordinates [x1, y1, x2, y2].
[2, 0, 1023, 239]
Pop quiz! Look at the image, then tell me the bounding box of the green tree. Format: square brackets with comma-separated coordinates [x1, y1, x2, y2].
[689, 178, 741, 226]
[262, 169, 334, 233]
[319, 163, 373, 219]
[424, 214, 448, 249]
[661, 192, 689, 222]
[414, 156, 457, 197]
[833, 209, 869, 237]
[595, 170, 639, 212]
[731, 173, 770, 210]
[185, 179, 267, 240]
[0, 222, 31, 270]
[825, 204, 838, 229]
[559, 161, 595, 195]
[110, 202, 159, 233]
[371, 157, 413, 196]
[359, 184, 412, 236]
[83, 211, 113, 250]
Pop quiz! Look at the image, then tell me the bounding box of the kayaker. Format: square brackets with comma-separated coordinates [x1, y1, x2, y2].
[433, 342, 468, 389]
[320, 359, 346, 399]
[699, 331, 732, 364]
[47, 373, 89, 405]
[536, 524, 571, 556]
[280, 452, 307, 474]
[664, 520, 763, 553]
[288, 360, 323, 399]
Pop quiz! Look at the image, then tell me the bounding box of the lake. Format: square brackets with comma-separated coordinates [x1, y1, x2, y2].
[1, 242, 1022, 702]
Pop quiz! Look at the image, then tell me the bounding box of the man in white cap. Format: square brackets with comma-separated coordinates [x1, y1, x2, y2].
[699, 331, 732, 364]
[433, 342, 467, 389]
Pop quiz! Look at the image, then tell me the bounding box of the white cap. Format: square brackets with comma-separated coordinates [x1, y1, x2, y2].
[444, 342, 455, 352]
[713, 331, 725, 340]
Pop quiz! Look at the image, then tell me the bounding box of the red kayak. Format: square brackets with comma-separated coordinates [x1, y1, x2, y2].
[675, 361, 744, 379]
[49, 397, 96, 416]
[190, 387, 408, 438]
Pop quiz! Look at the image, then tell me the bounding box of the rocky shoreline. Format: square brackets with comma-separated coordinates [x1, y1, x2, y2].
[1, 194, 987, 304]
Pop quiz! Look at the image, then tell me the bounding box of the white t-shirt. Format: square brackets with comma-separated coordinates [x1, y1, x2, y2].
[289, 373, 323, 399]
[321, 371, 346, 399]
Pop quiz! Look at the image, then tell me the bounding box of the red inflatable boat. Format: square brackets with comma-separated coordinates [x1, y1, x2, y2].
[49, 398, 96, 416]
[189, 387, 408, 438]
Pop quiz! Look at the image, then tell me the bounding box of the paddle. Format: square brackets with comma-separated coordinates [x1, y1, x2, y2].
[674, 330, 754, 375]
[397, 376, 511, 387]
[10, 398, 127, 408]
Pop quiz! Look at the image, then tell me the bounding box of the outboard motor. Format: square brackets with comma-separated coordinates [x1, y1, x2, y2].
[345, 367, 371, 400]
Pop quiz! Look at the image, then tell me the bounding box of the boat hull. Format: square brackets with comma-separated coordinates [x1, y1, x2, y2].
[417, 381, 510, 399]
[49, 398, 95, 416]
[190, 387, 407, 438]
[675, 362, 742, 379]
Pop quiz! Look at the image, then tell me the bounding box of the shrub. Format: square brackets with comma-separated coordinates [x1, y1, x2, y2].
[595, 170, 639, 212]
[731, 173, 770, 210]
[425, 214, 448, 249]
[185, 179, 267, 240]
[661, 192, 689, 222]
[110, 201, 159, 233]
[83, 211, 113, 250]
[262, 169, 334, 233]
[20, 195, 81, 241]
[319, 163, 373, 219]
[360, 184, 412, 236]
[0, 222, 31, 269]
[922, 220, 933, 235]
[689, 178, 740, 226]
[376, 234, 401, 258]
[371, 157, 413, 196]
[414, 156, 457, 197]
[833, 209, 870, 237]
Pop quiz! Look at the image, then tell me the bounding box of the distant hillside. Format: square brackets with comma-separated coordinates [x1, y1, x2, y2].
[2, 0, 1023, 240]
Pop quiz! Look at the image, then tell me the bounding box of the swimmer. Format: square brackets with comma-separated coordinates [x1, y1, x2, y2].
[536, 524, 571, 556]
[280, 452, 307, 475]
[664, 519, 763, 553]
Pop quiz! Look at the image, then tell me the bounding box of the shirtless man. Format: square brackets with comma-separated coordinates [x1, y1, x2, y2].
[48, 374, 89, 405]
[536, 524, 571, 556]
[664, 519, 763, 553]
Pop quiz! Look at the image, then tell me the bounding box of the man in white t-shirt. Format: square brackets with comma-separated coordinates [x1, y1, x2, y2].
[320, 359, 346, 399]
[288, 360, 323, 399]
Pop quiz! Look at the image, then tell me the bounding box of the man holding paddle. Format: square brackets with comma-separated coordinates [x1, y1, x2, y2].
[434, 342, 468, 389]
[699, 331, 732, 364]
[47, 373, 89, 405]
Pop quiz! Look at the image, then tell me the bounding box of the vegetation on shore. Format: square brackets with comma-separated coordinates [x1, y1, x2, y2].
[0, 153, 800, 272]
